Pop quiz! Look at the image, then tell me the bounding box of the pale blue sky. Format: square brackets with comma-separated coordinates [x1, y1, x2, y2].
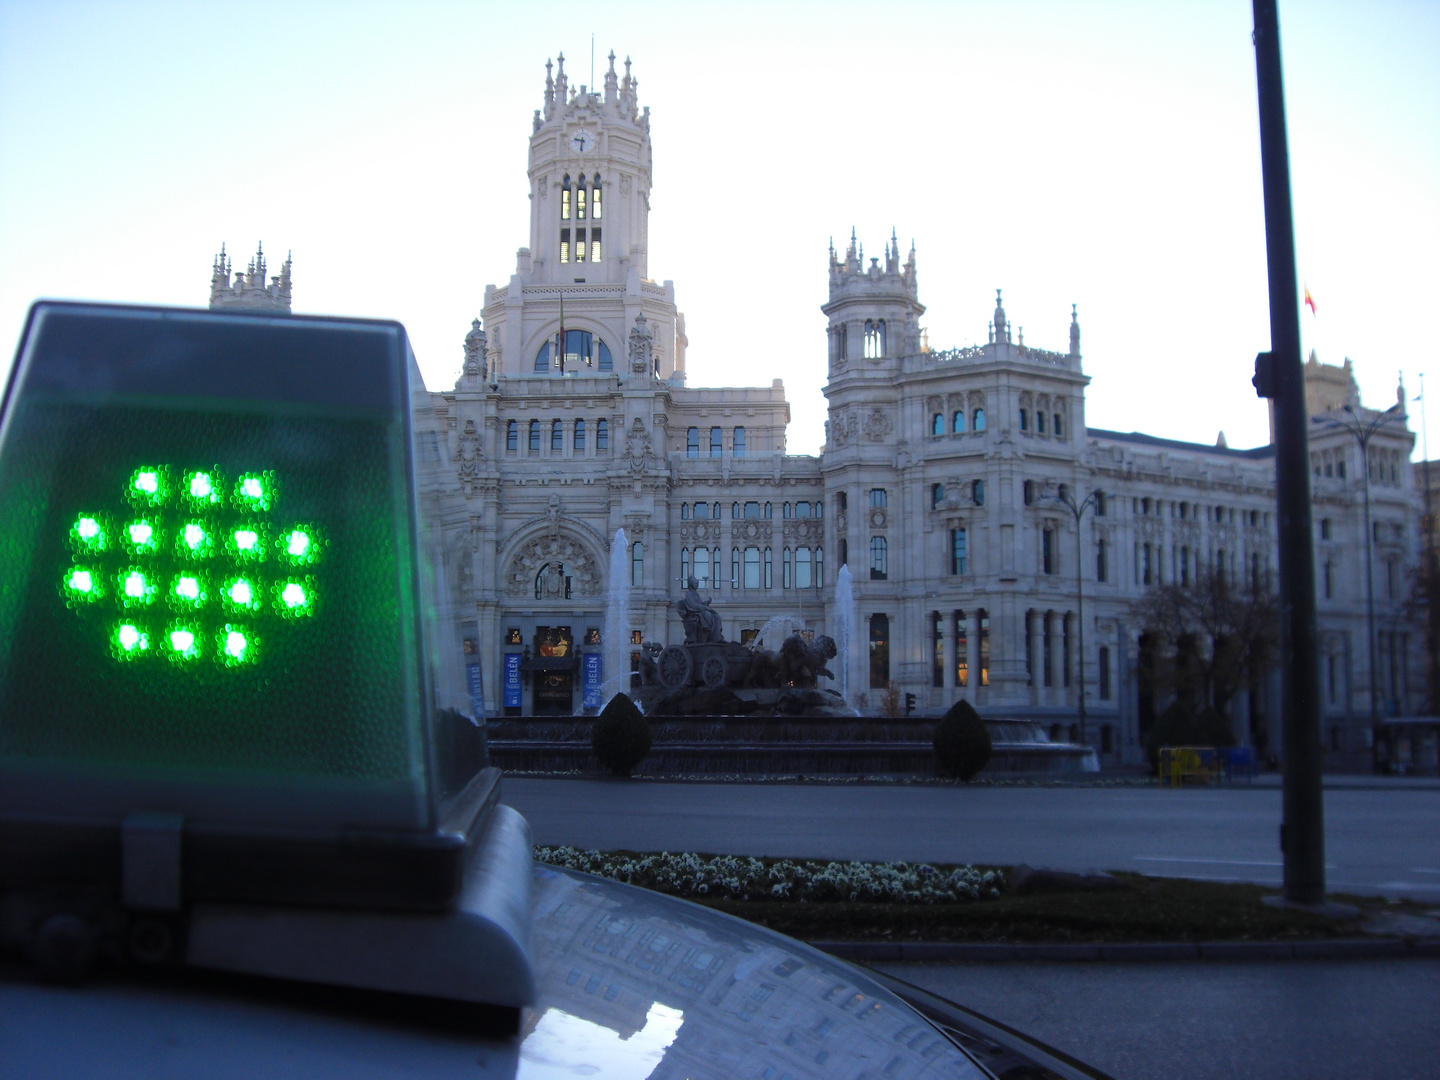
[2, 0, 1436, 455]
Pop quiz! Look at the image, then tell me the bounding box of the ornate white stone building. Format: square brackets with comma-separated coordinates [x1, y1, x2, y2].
[217, 53, 1426, 770]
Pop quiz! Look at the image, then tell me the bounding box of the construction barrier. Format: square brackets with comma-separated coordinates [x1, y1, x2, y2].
[1159, 746, 1255, 786]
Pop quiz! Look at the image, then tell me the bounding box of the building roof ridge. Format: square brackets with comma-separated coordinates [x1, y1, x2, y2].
[1086, 427, 1275, 459]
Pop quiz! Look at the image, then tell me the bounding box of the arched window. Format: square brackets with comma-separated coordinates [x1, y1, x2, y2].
[591, 174, 602, 219]
[973, 408, 986, 432]
[574, 418, 586, 450]
[561, 175, 571, 220]
[534, 562, 572, 600]
[681, 503, 691, 520]
[1019, 409, 1029, 431]
[551, 420, 564, 452]
[535, 331, 609, 372]
[731, 502, 740, 519]
[576, 183, 586, 220]
[710, 426, 723, 457]
[782, 547, 792, 589]
[863, 320, 877, 358]
[681, 547, 690, 581]
[972, 479, 985, 506]
[732, 547, 740, 587]
[528, 420, 541, 452]
[764, 502, 773, 519]
[953, 410, 965, 434]
[506, 419, 518, 451]
[796, 547, 813, 589]
[687, 427, 699, 457]
[815, 547, 824, 589]
[597, 341, 613, 370]
[783, 502, 792, 519]
[631, 541, 643, 587]
[1036, 411, 1046, 434]
[596, 418, 609, 450]
[744, 546, 761, 589]
[870, 536, 888, 580]
[764, 547, 773, 588]
[733, 427, 746, 456]
[1053, 412, 1064, 437]
[932, 483, 945, 508]
[534, 343, 550, 373]
[932, 413, 944, 436]
[869, 613, 890, 688]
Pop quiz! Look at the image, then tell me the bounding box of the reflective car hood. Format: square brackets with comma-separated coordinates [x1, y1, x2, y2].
[1, 864, 987, 1078]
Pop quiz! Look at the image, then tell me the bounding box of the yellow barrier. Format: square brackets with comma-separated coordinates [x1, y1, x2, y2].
[1159, 746, 1216, 787]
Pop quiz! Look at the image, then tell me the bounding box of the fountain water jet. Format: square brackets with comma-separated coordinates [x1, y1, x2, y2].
[834, 564, 856, 711]
[601, 527, 629, 708]
[750, 613, 808, 652]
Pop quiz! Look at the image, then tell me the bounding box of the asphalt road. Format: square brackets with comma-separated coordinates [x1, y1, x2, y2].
[503, 779, 1440, 900]
[874, 959, 1440, 1080]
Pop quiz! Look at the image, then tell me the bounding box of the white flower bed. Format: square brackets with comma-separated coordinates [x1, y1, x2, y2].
[534, 846, 1002, 903]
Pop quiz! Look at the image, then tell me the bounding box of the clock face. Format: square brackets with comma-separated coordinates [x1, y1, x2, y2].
[569, 128, 596, 154]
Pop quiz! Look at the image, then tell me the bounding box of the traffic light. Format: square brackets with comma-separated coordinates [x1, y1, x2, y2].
[905, 692, 917, 716]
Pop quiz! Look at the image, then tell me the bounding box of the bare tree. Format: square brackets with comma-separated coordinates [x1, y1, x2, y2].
[1132, 566, 1280, 716]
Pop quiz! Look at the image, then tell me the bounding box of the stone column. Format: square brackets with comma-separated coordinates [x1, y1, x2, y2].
[1046, 610, 1061, 706]
[1026, 609, 1042, 706]
[941, 612, 957, 692]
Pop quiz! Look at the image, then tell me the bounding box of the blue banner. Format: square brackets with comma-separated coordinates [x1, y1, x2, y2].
[466, 662, 484, 718]
[582, 652, 602, 710]
[503, 653, 522, 709]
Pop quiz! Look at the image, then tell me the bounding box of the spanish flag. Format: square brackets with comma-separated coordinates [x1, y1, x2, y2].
[1304, 286, 1317, 315]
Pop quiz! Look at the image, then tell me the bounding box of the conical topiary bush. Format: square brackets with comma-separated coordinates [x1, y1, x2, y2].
[933, 699, 992, 780]
[590, 693, 653, 777]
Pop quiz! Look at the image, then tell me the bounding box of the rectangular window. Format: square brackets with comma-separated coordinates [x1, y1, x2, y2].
[576, 186, 586, 219]
[596, 418, 608, 450]
[869, 536, 888, 581]
[631, 541, 643, 587]
[574, 228, 586, 262]
[979, 612, 990, 687]
[1096, 538, 1108, 582]
[796, 547, 813, 589]
[782, 547, 792, 589]
[816, 547, 824, 588]
[551, 420, 564, 452]
[687, 427, 699, 457]
[1062, 615, 1071, 688]
[733, 427, 746, 457]
[681, 547, 690, 582]
[869, 488, 887, 508]
[560, 227, 570, 263]
[764, 547, 772, 589]
[529, 420, 541, 452]
[710, 426, 723, 457]
[1043, 618, 1053, 687]
[1099, 646, 1111, 700]
[592, 185, 602, 219]
[561, 188, 571, 220]
[574, 418, 586, 450]
[744, 501, 761, 519]
[506, 419, 518, 451]
[932, 614, 944, 688]
[732, 547, 740, 589]
[955, 611, 968, 687]
[744, 547, 760, 589]
[1042, 528, 1055, 575]
[869, 614, 889, 689]
[951, 528, 967, 575]
[1143, 543, 1152, 585]
[591, 229, 601, 262]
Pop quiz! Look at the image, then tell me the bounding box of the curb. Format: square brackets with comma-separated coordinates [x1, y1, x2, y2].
[811, 937, 1440, 963]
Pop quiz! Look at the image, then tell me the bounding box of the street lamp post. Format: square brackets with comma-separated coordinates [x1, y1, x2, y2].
[1333, 402, 1403, 765]
[1053, 485, 1102, 747]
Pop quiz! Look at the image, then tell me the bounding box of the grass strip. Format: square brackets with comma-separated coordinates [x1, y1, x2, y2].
[537, 847, 1391, 943]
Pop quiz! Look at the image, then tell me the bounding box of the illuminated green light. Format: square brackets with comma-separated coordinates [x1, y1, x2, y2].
[113, 622, 150, 658]
[219, 624, 256, 666]
[222, 576, 261, 612]
[287, 530, 310, 558]
[236, 530, 258, 550]
[230, 525, 267, 561]
[64, 567, 102, 602]
[277, 579, 314, 617]
[279, 525, 321, 566]
[119, 569, 157, 606]
[126, 521, 155, 549]
[127, 467, 168, 506]
[167, 625, 201, 660]
[178, 521, 214, 559]
[171, 575, 205, 606]
[234, 472, 273, 512]
[72, 515, 108, 551]
[185, 470, 221, 506]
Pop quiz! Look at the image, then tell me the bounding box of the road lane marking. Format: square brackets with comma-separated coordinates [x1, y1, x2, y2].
[1410, 868, 1440, 875]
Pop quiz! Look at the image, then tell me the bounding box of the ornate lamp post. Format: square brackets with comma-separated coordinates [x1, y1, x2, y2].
[1332, 401, 1404, 764]
[1051, 485, 1103, 747]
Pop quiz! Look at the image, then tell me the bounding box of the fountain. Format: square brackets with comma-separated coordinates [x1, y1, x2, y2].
[601, 527, 629, 709]
[750, 613, 808, 652]
[834, 564, 856, 711]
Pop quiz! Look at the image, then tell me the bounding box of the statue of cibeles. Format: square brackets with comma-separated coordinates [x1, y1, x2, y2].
[676, 575, 724, 644]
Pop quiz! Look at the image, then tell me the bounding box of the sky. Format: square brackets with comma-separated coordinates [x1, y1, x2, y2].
[1, 0, 1436, 458]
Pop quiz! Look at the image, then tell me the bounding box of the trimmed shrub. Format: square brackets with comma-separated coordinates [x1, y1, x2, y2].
[590, 693, 652, 777]
[933, 699, 992, 780]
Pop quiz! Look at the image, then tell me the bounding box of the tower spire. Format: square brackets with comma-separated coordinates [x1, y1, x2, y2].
[1069, 303, 1081, 357]
[993, 288, 1008, 344]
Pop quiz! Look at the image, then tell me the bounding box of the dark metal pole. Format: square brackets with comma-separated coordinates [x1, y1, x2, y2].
[1252, 0, 1326, 904]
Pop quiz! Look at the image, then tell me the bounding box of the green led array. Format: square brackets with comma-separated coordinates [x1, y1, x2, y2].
[66, 466, 324, 668]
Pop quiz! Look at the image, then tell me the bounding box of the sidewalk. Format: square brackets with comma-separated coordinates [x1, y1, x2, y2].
[1249, 773, 1440, 791]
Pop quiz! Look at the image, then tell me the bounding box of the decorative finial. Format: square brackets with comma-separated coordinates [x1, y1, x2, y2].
[608, 50, 616, 70]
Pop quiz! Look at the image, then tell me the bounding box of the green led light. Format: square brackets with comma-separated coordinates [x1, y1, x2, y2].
[125, 520, 158, 553]
[222, 576, 261, 612]
[230, 524, 267, 562]
[184, 470, 221, 506]
[127, 466, 169, 507]
[218, 624, 256, 666]
[71, 515, 109, 552]
[63, 566, 103, 602]
[166, 624, 202, 661]
[112, 622, 150, 659]
[118, 568, 157, 607]
[234, 472, 274, 512]
[280, 526, 322, 566]
[177, 521, 214, 559]
[275, 578, 315, 617]
[170, 574, 206, 608]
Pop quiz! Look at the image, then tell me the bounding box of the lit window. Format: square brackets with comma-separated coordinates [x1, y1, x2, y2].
[591, 229, 601, 262]
[561, 178, 571, 220]
[574, 228, 586, 262]
[560, 228, 570, 263]
[591, 175, 602, 219]
[576, 185, 586, 220]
